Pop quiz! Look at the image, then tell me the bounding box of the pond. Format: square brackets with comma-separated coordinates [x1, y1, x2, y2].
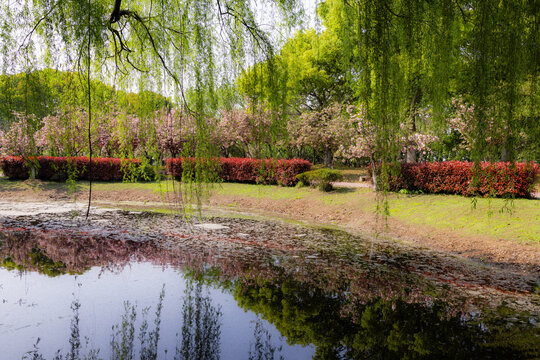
[0, 203, 539, 359]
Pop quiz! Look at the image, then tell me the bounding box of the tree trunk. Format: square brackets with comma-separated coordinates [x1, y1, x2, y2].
[501, 146, 510, 162]
[406, 147, 417, 163]
[370, 159, 377, 191]
[110, 0, 123, 23]
[405, 88, 421, 163]
[324, 147, 333, 168]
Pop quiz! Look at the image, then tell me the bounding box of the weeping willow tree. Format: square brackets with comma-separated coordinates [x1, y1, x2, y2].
[0, 0, 303, 213]
[323, 0, 538, 155]
[314, 0, 538, 218]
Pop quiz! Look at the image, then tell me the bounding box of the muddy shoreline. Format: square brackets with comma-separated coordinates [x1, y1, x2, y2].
[1, 179, 538, 278]
[1, 199, 539, 319]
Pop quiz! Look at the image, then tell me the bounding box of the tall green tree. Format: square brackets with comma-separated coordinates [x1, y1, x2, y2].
[238, 28, 357, 113]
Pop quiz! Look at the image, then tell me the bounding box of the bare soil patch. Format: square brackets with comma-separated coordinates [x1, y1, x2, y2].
[207, 192, 540, 275]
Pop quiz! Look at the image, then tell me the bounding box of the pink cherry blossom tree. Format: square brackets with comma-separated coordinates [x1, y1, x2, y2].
[336, 104, 438, 188]
[400, 121, 438, 163]
[35, 106, 90, 156]
[288, 103, 352, 167]
[217, 102, 276, 158]
[0, 112, 39, 157]
[446, 97, 506, 160]
[153, 108, 197, 158]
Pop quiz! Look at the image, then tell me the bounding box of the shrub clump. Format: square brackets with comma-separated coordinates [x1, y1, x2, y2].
[165, 157, 312, 186]
[296, 168, 344, 191]
[388, 161, 538, 198]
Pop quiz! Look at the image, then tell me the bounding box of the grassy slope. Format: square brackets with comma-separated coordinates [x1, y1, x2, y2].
[212, 183, 539, 244]
[0, 178, 538, 244]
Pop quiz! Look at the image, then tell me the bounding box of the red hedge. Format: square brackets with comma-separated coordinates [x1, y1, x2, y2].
[388, 161, 538, 198]
[0, 156, 141, 181]
[165, 157, 312, 186]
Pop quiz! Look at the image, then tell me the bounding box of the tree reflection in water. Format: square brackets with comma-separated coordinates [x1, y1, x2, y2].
[176, 280, 222, 360]
[21, 282, 225, 360]
[234, 276, 540, 359]
[1, 222, 539, 359]
[248, 320, 284, 360]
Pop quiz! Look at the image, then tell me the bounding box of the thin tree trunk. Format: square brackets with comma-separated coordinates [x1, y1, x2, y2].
[370, 158, 377, 191]
[406, 88, 421, 163]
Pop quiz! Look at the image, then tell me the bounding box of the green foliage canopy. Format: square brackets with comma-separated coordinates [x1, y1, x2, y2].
[240, 0, 538, 163]
[0, 69, 171, 129]
[238, 28, 357, 113]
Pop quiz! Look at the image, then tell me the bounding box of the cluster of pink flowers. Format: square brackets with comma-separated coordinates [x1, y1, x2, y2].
[35, 107, 90, 156]
[0, 128, 6, 156]
[1, 107, 198, 159]
[217, 103, 277, 158]
[153, 108, 198, 158]
[447, 97, 507, 154]
[288, 103, 350, 152]
[400, 122, 439, 157]
[1, 100, 450, 164]
[0, 112, 38, 157]
[289, 103, 439, 165]
[336, 105, 376, 160]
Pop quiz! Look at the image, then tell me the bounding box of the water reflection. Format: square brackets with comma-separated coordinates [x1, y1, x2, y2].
[0, 216, 539, 359]
[20, 283, 224, 360]
[235, 277, 540, 359]
[177, 280, 222, 360]
[249, 320, 283, 360]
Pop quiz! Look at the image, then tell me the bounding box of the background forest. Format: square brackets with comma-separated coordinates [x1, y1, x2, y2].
[0, 0, 538, 167]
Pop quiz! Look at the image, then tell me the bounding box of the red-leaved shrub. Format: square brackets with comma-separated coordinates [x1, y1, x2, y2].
[388, 161, 538, 198]
[165, 157, 312, 186]
[0, 156, 29, 180]
[0, 156, 141, 181]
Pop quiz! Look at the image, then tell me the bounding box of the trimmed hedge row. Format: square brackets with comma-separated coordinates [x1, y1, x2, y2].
[388, 161, 538, 198]
[0, 156, 142, 181]
[165, 157, 312, 186]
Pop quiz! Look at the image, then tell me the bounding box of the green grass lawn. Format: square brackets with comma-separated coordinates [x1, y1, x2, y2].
[387, 193, 539, 244]
[213, 182, 539, 244]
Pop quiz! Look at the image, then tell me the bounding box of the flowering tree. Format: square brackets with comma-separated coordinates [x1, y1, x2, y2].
[336, 105, 375, 163]
[92, 110, 119, 157]
[0, 112, 39, 157]
[444, 97, 507, 161]
[0, 129, 4, 156]
[336, 105, 438, 188]
[34, 106, 161, 159]
[335, 105, 380, 186]
[288, 103, 351, 167]
[400, 122, 438, 163]
[35, 107, 90, 156]
[217, 103, 277, 158]
[153, 108, 197, 158]
[1, 105, 211, 160]
[114, 113, 142, 157]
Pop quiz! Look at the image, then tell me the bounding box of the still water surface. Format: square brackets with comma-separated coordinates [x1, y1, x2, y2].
[0, 262, 313, 359]
[0, 210, 538, 359]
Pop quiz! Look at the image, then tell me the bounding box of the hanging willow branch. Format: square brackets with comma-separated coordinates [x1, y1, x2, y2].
[86, 0, 93, 219]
